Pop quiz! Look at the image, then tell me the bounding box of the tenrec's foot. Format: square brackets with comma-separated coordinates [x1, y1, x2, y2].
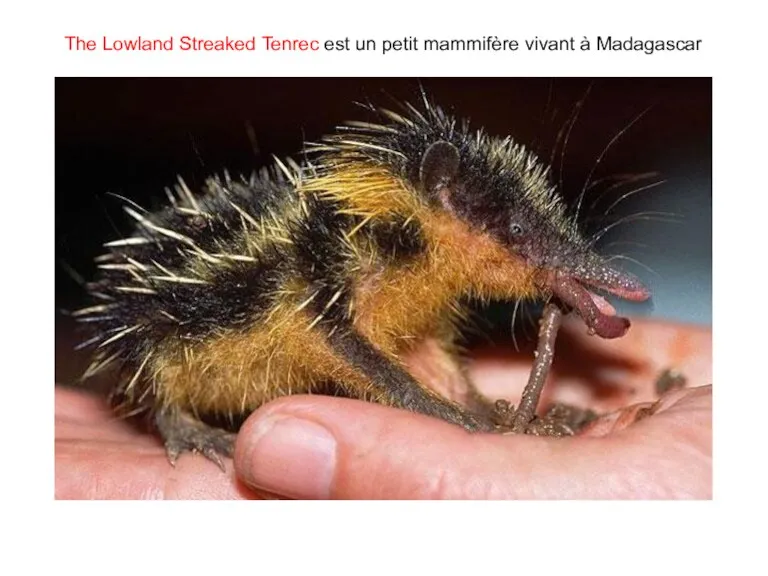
[154, 408, 236, 470]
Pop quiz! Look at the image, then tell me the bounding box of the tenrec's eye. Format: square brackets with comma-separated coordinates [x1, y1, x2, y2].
[510, 223, 524, 237]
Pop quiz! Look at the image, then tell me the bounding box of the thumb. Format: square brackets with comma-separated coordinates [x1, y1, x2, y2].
[232, 394, 658, 499]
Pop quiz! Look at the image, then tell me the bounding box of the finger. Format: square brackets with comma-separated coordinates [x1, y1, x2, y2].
[467, 317, 712, 413]
[581, 385, 712, 436]
[234, 392, 711, 499]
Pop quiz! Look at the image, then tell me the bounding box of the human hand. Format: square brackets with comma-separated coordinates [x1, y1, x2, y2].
[56, 317, 711, 499]
[55, 387, 256, 499]
[233, 317, 712, 499]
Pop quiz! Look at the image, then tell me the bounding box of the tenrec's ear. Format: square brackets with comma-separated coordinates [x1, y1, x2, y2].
[419, 141, 460, 195]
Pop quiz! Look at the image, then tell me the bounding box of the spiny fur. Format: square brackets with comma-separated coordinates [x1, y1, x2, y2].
[308, 100, 580, 243]
[76, 93, 593, 438]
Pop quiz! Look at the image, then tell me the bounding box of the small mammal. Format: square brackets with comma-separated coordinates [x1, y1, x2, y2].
[75, 94, 649, 466]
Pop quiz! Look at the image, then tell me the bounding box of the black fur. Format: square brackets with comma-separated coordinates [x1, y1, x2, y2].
[326, 327, 493, 432]
[325, 98, 594, 274]
[83, 172, 298, 364]
[363, 216, 427, 262]
[78, 96, 594, 419]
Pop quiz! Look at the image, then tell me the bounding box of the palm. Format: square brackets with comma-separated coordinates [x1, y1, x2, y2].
[56, 317, 711, 499]
[55, 388, 252, 499]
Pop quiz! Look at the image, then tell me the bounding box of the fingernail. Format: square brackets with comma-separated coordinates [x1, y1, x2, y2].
[241, 415, 337, 499]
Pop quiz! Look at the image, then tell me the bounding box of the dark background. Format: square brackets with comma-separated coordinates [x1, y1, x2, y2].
[55, 78, 711, 380]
